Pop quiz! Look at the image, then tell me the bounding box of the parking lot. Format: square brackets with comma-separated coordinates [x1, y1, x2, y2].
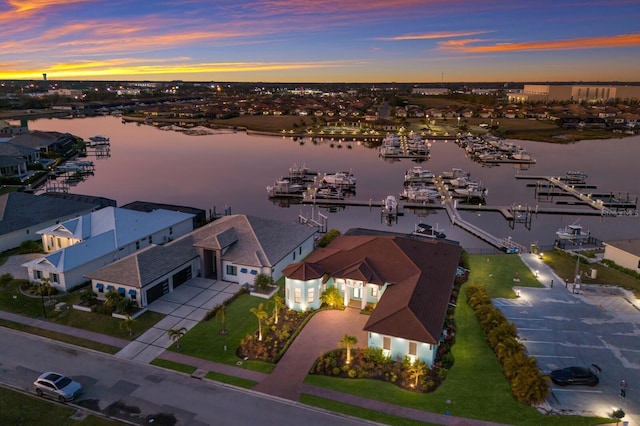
[497, 255, 640, 424]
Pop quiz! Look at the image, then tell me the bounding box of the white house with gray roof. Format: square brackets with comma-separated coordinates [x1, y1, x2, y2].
[23, 206, 195, 291]
[85, 214, 317, 307]
[0, 192, 99, 253]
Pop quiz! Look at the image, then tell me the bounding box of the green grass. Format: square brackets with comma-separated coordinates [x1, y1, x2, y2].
[0, 386, 116, 425]
[465, 254, 544, 297]
[300, 394, 436, 426]
[542, 250, 640, 296]
[168, 293, 275, 373]
[205, 371, 258, 389]
[0, 279, 164, 341]
[0, 319, 121, 354]
[303, 254, 613, 425]
[150, 358, 197, 375]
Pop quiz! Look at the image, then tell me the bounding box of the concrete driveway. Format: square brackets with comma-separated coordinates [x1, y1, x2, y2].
[497, 254, 640, 424]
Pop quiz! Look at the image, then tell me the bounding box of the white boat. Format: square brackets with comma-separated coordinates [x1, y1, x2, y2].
[288, 163, 308, 179]
[441, 168, 468, 180]
[404, 166, 435, 184]
[565, 171, 588, 182]
[266, 179, 305, 197]
[556, 223, 590, 240]
[401, 187, 439, 202]
[379, 145, 402, 156]
[512, 150, 533, 161]
[315, 186, 344, 199]
[382, 195, 398, 215]
[322, 171, 356, 187]
[89, 135, 109, 142]
[453, 181, 486, 198]
[449, 175, 477, 188]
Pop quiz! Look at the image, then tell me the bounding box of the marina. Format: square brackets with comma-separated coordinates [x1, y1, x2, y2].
[26, 116, 640, 254]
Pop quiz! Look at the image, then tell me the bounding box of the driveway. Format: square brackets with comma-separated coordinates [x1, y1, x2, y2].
[0, 253, 42, 280]
[497, 254, 640, 423]
[253, 308, 368, 400]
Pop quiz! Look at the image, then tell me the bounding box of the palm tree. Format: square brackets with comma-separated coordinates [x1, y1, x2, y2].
[407, 360, 427, 388]
[119, 314, 135, 337]
[250, 303, 268, 341]
[167, 327, 187, 349]
[271, 293, 284, 324]
[104, 289, 122, 312]
[215, 305, 227, 334]
[339, 334, 358, 364]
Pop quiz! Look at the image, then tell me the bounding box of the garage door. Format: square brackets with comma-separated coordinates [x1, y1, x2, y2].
[172, 267, 192, 289]
[146, 280, 169, 304]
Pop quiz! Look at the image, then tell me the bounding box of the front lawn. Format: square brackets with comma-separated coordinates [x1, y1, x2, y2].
[465, 253, 544, 297]
[0, 277, 163, 342]
[167, 293, 276, 373]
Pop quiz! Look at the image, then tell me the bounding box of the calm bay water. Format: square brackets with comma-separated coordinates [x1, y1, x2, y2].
[30, 116, 640, 252]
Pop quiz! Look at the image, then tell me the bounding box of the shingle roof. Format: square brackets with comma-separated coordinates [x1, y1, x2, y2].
[282, 262, 325, 280]
[300, 234, 462, 344]
[0, 192, 97, 235]
[86, 214, 317, 287]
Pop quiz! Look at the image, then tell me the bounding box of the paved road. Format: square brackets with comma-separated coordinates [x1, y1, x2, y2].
[0, 327, 374, 425]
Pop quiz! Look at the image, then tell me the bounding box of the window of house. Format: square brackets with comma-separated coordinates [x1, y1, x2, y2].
[49, 236, 54, 248]
[169, 227, 173, 235]
[409, 341, 417, 356]
[299, 247, 302, 255]
[294, 288, 301, 304]
[56, 237, 61, 246]
[286, 287, 289, 300]
[50, 273, 59, 283]
[638, 259, 640, 269]
[34, 270, 42, 280]
[148, 236, 152, 244]
[371, 287, 378, 297]
[96, 283, 104, 293]
[293, 251, 296, 260]
[136, 241, 140, 250]
[226, 265, 237, 276]
[383, 336, 391, 351]
[307, 288, 315, 303]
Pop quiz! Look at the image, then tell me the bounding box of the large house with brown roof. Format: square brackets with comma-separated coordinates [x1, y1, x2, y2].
[282, 232, 462, 365]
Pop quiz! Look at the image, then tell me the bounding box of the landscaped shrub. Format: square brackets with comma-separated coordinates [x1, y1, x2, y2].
[254, 273, 274, 291]
[18, 240, 43, 254]
[465, 284, 549, 405]
[317, 229, 340, 248]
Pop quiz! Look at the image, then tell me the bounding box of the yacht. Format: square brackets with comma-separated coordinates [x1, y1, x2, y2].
[266, 179, 305, 197]
[322, 171, 357, 187]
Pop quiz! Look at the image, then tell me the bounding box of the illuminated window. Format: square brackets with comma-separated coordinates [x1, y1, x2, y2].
[226, 265, 237, 276]
[409, 341, 417, 356]
[307, 288, 314, 303]
[383, 336, 391, 351]
[294, 288, 301, 304]
[371, 287, 378, 297]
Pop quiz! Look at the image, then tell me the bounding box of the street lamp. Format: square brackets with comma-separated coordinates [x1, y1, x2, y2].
[40, 282, 47, 320]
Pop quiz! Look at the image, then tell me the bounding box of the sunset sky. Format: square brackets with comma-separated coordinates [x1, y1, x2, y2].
[1, 0, 639, 82]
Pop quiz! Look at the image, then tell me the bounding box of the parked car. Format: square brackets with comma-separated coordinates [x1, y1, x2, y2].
[549, 364, 601, 387]
[34, 372, 83, 402]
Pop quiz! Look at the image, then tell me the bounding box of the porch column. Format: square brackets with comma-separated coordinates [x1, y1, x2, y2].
[343, 284, 349, 307]
[361, 285, 367, 310]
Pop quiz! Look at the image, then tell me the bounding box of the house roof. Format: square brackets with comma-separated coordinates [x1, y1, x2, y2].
[604, 239, 640, 257]
[85, 235, 199, 287]
[299, 234, 461, 344]
[37, 206, 194, 248]
[24, 207, 195, 274]
[5, 131, 60, 149]
[282, 262, 325, 281]
[86, 214, 317, 288]
[192, 215, 316, 267]
[0, 192, 97, 236]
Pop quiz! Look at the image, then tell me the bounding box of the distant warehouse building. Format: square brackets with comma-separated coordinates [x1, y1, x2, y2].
[508, 84, 640, 103]
[412, 87, 449, 96]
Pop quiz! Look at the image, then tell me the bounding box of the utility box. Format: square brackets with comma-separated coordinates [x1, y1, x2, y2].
[54, 302, 68, 311]
[590, 268, 597, 279]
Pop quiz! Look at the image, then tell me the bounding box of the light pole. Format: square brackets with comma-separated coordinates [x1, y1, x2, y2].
[40, 282, 47, 320]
